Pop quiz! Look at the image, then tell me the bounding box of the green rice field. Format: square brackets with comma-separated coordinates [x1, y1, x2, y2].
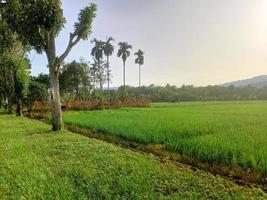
[1, 111, 266, 199]
[63, 101, 267, 176]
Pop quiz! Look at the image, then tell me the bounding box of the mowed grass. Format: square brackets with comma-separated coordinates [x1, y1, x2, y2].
[63, 101, 267, 177]
[1, 113, 267, 199]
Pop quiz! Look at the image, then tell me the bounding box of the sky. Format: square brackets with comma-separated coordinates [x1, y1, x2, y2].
[29, 0, 267, 87]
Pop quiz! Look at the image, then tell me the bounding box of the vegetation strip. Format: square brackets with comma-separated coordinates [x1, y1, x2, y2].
[65, 124, 267, 191]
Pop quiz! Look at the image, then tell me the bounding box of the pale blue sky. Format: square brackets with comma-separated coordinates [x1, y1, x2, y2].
[29, 0, 267, 87]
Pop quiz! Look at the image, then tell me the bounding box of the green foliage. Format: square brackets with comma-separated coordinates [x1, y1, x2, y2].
[59, 60, 91, 99]
[74, 4, 97, 40]
[90, 39, 110, 92]
[14, 56, 31, 99]
[117, 42, 132, 62]
[27, 79, 48, 111]
[0, 16, 29, 103]
[103, 37, 114, 57]
[91, 38, 104, 62]
[124, 84, 267, 102]
[0, 53, 30, 104]
[64, 101, 267, 176]
[134, 49, 144, 66]
[2, 0, 66, 53]
[0, 112, 265, 199]
[0, 17, 16, 54]
[31, 73, 50, 88]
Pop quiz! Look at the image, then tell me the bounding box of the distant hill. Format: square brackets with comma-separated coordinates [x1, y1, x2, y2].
[223, 75, 267, 88]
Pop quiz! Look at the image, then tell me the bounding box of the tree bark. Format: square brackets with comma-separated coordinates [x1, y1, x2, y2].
[139, 64, 141, 88]
[46, 33, 62, 131]
[123, 61, 126, 101]
[49, 68, 62, 131]
[123, 61, 126, 87]
[7, 97, 12, 114]
[107, 55, 111, 109]
[16, 99, 22, 116]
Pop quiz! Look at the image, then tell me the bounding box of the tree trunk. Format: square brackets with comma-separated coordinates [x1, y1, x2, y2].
[49, 69, 62, 131]
[123, 61, 126, 101]
[139, 64, 141, 88]
[107, 56, 111, 109]
[46, 33, 62, 131]
[16, 99, 22, 116]
[7, 96, 12, 114]
[28, 105, 32, 117]
[123, 61, 126, 87]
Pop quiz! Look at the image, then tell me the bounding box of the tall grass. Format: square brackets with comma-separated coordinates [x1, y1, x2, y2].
[63, 101, 267, 176]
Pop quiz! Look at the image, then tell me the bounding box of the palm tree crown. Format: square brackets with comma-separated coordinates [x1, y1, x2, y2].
[135, 49, 144, 87]
[91, 38, 104, 61]
[134, 49, 144, 66]
[117, 42, 132, 62]
[103, 37, 114, 57]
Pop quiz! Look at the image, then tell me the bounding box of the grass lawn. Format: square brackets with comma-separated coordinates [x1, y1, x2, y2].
[0, 112, 266, 199]
[63, 101, 267, 176]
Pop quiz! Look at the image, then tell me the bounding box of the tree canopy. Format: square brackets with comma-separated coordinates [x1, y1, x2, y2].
[134, 49, 144, 66]
[1, 1, 97, 130]
[60, 60, 91, 99]
[117, 42, 132, 62]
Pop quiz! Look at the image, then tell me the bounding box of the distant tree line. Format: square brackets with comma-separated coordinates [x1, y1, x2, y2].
[124, 84, 267, 102]
[27, 69, 267, 104]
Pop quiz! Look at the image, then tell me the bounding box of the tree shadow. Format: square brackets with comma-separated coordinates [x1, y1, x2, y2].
[26, 130, 54, 136]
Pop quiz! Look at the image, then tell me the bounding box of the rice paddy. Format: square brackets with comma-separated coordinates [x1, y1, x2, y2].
[63, 101, 267, 176]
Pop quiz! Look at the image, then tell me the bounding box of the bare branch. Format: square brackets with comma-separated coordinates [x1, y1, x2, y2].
[58, 33, 81, 63]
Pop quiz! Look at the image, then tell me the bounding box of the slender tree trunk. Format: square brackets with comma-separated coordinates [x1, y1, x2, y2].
[7, 96, 12, 114]
[92, 71, 96, 98]
[28, 104, 32, 117]
[46, 33, 62, 131]
[107, 55, 111, 109]
[98, 59, 104, 109]
[16, 99, 22, 116]
[139, 64, 141, 88]
[123, 61, 126, 101]
[123, 61, 126, 87]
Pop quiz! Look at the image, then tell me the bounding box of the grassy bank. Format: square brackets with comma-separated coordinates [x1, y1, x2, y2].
[63, 101, 267, 176]
[0, 112, 266, 199]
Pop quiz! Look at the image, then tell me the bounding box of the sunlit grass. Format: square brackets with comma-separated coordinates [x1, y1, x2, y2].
[63, 101, 267, 176]
[1, 112, 266, 199]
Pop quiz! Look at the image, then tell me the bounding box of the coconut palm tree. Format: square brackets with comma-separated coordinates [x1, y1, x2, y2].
[134, 49, 144, 87]
[117, 42, 132, 88]
[103, 37, 114, 108]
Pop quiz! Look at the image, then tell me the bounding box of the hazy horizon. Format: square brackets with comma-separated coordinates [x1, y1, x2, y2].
[29, 0, 267, 87]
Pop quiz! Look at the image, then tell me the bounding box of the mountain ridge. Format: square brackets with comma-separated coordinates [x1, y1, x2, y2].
[223, 75, 267, 88]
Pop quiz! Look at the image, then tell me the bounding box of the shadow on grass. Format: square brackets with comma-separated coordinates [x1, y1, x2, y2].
[0, 111, 10, 115]
[26, 130, 54, 136]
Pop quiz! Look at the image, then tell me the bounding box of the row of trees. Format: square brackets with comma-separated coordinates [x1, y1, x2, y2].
[32, 67, 267, 104]
[124, 84, 267, 102]
[90, 38, 144, 104]
[0, 14, 31, 115]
